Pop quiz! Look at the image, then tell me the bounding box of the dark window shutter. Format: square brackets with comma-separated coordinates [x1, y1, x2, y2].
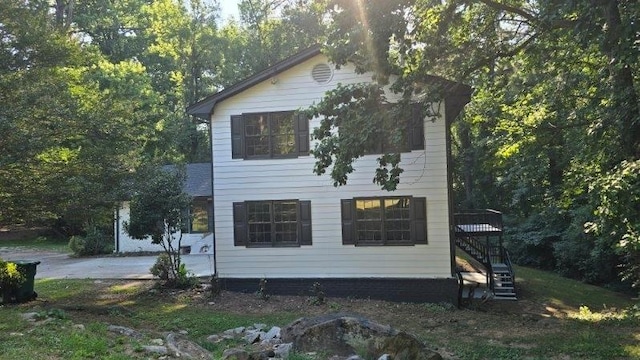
[412, 197, 427, 244]
[341, 199, 355, 245]
[298, 200, 312, 245]
[231, 115, 244, 159]
[296, 113, 310, 155]
[408, 104, 425, 150]
[233, 202, 247, 246]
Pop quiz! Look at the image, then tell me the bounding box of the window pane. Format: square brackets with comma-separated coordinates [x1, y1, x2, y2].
[245, 114, 270, 156]
[355, 199, 382, 242]
[244, 114, 269, 136]
[273, 201, 297, 244]
[270, 113, 296, 155]
[385, 198, 411, 242]
[247, 202, 271, 244]
[382, 127, 406, 153]
[190, 200, 209, 233]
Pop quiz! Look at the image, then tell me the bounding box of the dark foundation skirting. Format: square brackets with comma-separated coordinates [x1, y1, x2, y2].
[218, 277, 459, 305]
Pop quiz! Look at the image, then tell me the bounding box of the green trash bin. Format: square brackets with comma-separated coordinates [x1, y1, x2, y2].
[11, 260, 41, 303]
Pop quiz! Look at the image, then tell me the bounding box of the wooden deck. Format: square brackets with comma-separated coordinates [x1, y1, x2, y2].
[455, 209, 517, 301]
[454, 209, 503, 236]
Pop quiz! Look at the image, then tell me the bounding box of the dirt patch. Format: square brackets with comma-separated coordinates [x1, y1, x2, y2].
[58, 279, 561, 336]
[26, 278, 637, 360]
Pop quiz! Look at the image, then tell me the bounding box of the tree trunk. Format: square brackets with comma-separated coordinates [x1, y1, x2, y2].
[457, 121, 475, 209]
[601, 0, 640, 160]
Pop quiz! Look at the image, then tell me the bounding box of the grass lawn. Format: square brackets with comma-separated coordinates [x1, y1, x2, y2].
[0, 266, 638, 359]
[0, 236, 70, 253]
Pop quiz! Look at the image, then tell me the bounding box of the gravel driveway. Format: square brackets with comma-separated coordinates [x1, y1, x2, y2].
[0, 247, 215, 279]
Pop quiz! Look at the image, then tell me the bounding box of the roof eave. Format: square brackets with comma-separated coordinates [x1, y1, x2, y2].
[186, 45, 322, 120]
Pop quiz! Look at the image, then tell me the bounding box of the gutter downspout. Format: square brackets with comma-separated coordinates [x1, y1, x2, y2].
[208, 116, 217, 276]
[445, 88, 473, 277]
[114, 205, 120, 253]
[445, 99, 456, 277]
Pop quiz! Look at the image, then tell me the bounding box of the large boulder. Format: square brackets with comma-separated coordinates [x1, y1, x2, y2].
[166, 332, 213, 359]
[281, 314, 441, 360]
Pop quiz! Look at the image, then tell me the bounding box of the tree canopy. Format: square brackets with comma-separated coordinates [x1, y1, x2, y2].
[312, 0, 640, 291]
[0, 0, 317, 232]
[1, 0, 638, 291]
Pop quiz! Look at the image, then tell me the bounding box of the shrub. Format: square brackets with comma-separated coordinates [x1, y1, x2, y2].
[150, 253, 172, 281]
[309, 282, 326, 305]
[0, 258, 25, 302]
[125, 165, 195, 289]
[150, 253, 197, 288]
[256, 278, 269, 300]
[69, 227, 113, 256]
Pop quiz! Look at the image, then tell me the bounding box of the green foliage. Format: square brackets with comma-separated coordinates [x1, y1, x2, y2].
[315, 0, 640, 291]
[150, 253, 197, 288]
[217, 0, 321, 85]
[309, 282, 326, 305]
[286, 353, 319, 360]
[422, 302, 456, 314]
[37, 308, 69, 321]
[0, 0, 319, 232]
[0, 273, 634, 360]
[0, 258, 26, 293]
[0, 235, 69, 252]
[68, 227, 113, 256]
[256, 277, 269, 300]
[125, 166, 191, 244]
[307, 83, 414, 190]
[586, 160, 640, 289]
[125, 166, 194, 288]
[150, 253, 173, 281]
[209, 274, 221, 298]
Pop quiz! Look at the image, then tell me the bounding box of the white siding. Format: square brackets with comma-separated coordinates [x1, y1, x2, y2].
[211, 54, 452, 279]
[115, 202, 214, 255]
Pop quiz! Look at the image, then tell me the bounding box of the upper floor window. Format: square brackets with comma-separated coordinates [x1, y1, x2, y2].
[341, 196, 427, 246]
[365, 104, 425, 155]
[233, 199, 312, 247]
[231, 112, 309, 159]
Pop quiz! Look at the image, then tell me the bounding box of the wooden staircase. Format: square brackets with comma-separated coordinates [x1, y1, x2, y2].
[490, 263, 517, 300]
[455, 210, 517, 301]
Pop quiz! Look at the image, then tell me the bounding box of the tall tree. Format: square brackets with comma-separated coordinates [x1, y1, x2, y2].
[216, 0, 323, 85]
[124, 165, 193, 287]
[1, 0, 165, 231]
[311, 0, 640, 290]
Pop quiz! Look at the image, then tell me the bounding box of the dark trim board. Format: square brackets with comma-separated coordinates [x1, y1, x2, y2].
[218, 277, 459, 305]
[187, 45, 472, 121]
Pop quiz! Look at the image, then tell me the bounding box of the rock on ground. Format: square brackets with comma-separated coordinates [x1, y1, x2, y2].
[281, 313, 442, 360]
[165, 332, 213, 359]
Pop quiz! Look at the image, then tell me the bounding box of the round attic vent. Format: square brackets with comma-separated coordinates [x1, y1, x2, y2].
[311, 63, 333, 84]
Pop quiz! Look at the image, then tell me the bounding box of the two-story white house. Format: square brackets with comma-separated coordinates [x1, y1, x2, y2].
[185, 46, 471, 303]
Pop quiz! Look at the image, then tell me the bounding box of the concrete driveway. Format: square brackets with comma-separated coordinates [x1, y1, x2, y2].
[0, 248, 215, 280]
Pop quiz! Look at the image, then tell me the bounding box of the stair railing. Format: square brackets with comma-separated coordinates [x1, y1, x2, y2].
[503, 247, 515, 281]
[455, 230, 490, 266]
[488, 245, 505, 264]
[454, 209, 503, 233]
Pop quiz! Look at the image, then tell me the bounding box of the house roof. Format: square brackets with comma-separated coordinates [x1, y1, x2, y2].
[184, 163, 212, 197]
[163, 163, 212, 197]
[186, 45, 473, 121]
[187, 45, 322, 120]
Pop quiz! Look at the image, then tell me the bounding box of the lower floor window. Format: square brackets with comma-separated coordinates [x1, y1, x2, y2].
[185, 198, 211, 233]
[355, 197, 411, 244]
[341, 196, 427, 246]
[246, 201, 298, 245]
[233, 200, 312, 247]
